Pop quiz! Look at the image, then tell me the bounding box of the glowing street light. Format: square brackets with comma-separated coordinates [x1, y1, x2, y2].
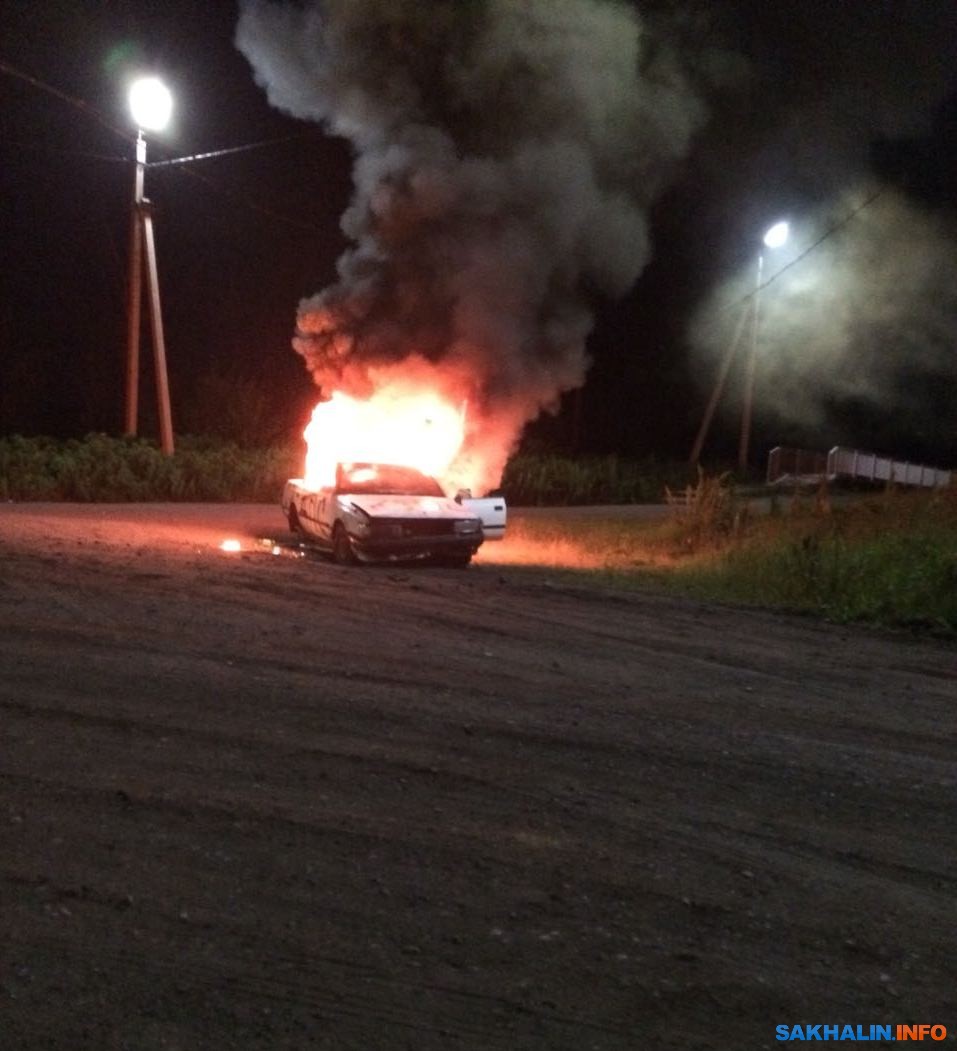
[738, 219, 790, 471]
[129, 76, 172, 133]
[689, 219, 791, 469]
[763, 220, 789, 250]
[125, 76, 174, 455]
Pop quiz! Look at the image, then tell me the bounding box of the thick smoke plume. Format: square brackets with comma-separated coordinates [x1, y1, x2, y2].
[237, 0, 704, 492]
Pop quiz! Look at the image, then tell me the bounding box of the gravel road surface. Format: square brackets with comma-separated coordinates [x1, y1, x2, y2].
[1, 504, 954, 1049]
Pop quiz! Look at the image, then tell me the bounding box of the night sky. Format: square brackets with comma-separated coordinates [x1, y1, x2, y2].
[1, 0, 955, 469]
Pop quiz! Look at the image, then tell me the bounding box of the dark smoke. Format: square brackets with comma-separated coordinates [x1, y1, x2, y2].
[237, 0, 705, 490]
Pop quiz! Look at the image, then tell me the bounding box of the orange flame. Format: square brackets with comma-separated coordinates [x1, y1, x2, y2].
[302, 383, 466, 490]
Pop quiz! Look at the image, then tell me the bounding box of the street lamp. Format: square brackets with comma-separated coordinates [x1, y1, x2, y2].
[125, 76, 174, 455]
[763, 220, 789, 250]
[129, 77, 172, 133]
[738, 219, 789, 471]
[688, 219, 791, 468]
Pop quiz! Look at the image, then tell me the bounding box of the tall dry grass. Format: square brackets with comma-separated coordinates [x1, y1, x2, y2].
[483, 475, 957, 634]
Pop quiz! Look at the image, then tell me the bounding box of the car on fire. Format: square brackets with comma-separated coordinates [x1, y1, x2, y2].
[282, 462, 506, 566]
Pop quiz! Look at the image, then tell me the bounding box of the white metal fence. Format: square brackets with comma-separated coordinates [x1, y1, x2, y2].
[768, 445, 952, 489]
[826, 447, 951, 489]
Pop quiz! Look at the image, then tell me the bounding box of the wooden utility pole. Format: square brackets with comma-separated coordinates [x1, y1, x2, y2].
[737, 252, 764, 472]
[689, 299, 750, 466]
[125, 130, 174, 455]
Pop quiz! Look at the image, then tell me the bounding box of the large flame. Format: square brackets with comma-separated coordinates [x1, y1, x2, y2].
[302, 382, 466, 490]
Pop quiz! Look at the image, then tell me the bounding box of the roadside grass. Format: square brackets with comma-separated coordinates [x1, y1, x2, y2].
[484, 480, 957, 635]
[1, 436, 693, 506]
[665, 522, 957, 634]
[501, 452, 693, 505]
[0, 434, 299, 502]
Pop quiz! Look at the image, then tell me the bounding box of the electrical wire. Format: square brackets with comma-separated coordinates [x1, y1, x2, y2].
[146, 131, 323, 168]
[3, 54, 888, 268]
[168, 165, 327, 232]
[147, 131, 333, 231]
[0, 56, 327, 232]
[2, 141, 129, 164]
[721, 186, 886, 316]
[0, 56, 127, 140]
[1, 134, 323, 231]
[762, 187, 885, 291]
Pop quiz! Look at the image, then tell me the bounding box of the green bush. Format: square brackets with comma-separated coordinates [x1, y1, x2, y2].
[664, 489, 957, 634]
[502, 453, 691, 505]
[0, 434, 300, 503]
[487, 482, 957, 634]
[1, 439, 690, 506]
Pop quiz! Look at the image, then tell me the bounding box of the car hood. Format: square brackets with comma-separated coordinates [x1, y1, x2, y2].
[342, 493, 469, 520]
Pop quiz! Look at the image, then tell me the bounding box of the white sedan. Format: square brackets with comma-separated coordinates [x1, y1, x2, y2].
[282, 463, 506, 566]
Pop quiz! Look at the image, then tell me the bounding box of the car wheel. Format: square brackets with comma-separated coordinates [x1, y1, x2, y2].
[332, 523, 356, 565]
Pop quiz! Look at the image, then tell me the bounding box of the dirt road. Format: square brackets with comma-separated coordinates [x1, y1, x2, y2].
[1, 504, 954, 1049]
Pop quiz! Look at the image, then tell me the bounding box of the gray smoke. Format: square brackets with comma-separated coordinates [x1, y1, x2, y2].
[690, 187, 957, 445]
[686, 3, 957, 460]
[237, 0, 705, 490]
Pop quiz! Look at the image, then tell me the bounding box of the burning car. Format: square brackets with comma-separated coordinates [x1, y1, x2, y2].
[282, 462, 506, 566]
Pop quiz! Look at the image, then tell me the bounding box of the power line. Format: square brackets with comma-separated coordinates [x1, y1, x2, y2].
[0, 56, 327, 232]
[147, 131, 323, 169]
[168, 165, 327, 233]
[2, 53, 889, 271]
[1, 135, 325, 232]
[0, 56, 127, 141]
[5, 131, 326, 175]
[720, 186, 886, 318]
[762, 187, 885, 292]
[3, 141, 129, 164]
